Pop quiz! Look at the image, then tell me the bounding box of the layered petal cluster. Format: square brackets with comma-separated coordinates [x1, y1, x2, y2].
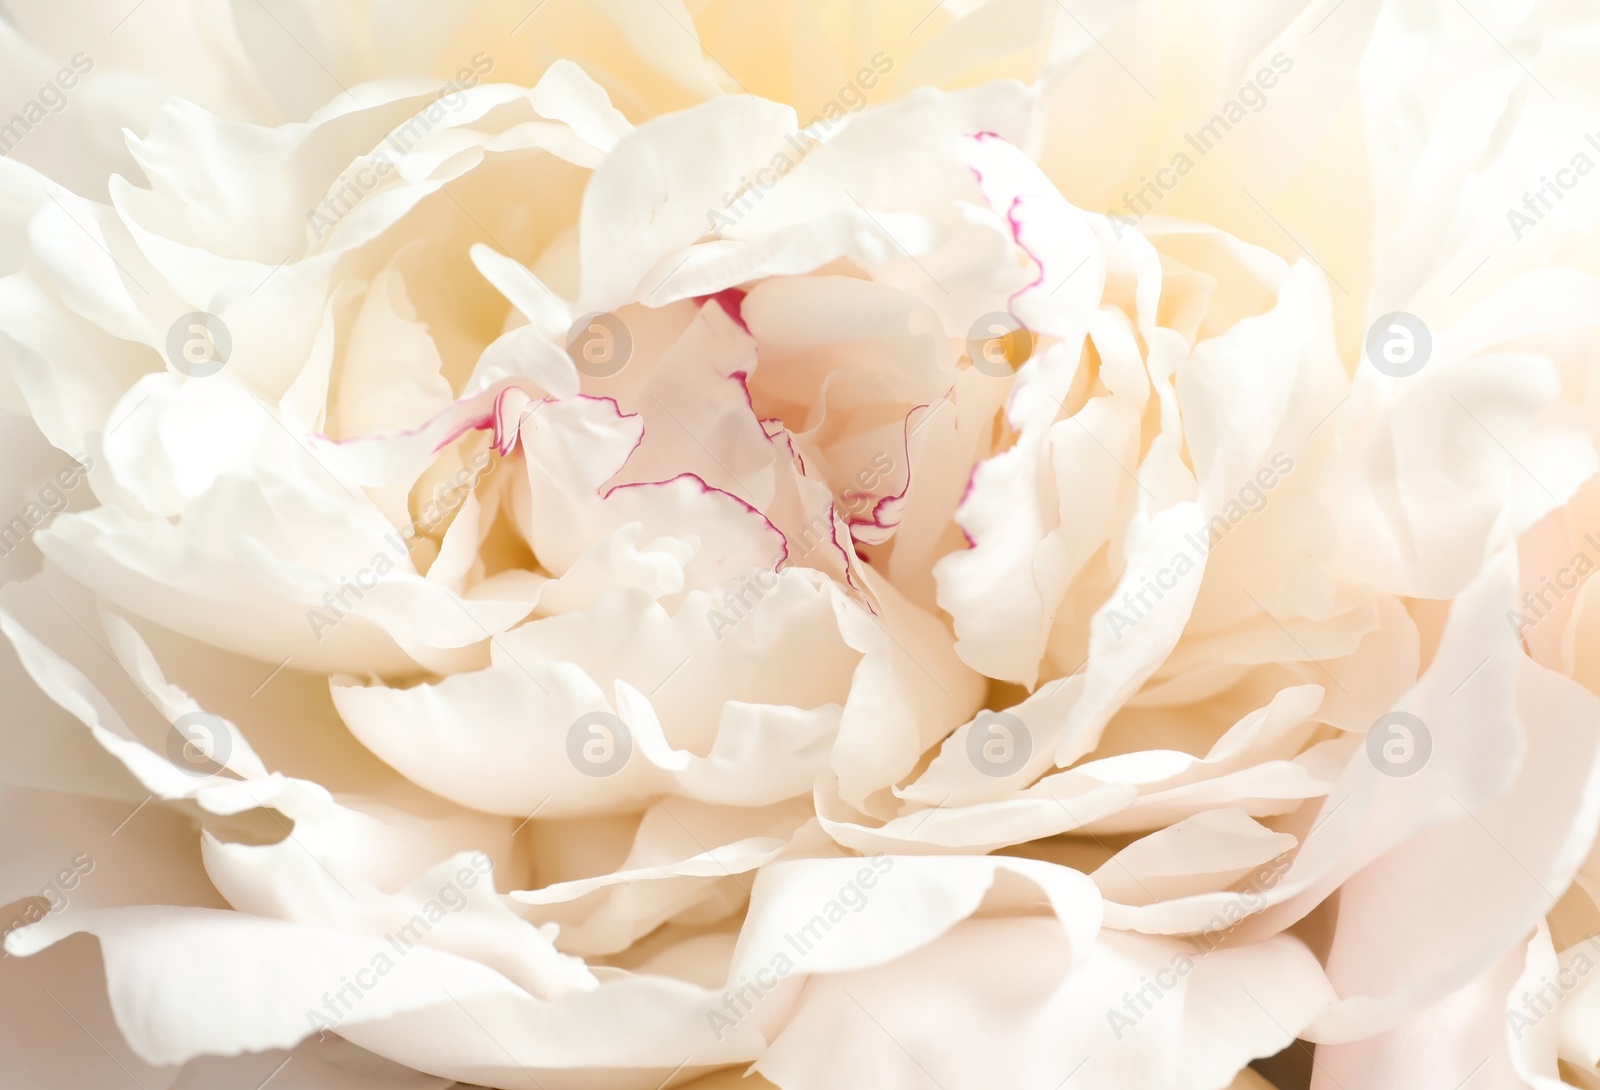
[2, 2, 1600, 1089]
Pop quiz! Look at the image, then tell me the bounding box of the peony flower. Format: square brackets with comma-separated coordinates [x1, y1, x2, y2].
[2, 2, 1600, 1089]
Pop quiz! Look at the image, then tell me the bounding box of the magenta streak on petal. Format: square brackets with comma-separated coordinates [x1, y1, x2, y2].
[498, 392, 640, 465]
[491, 387, 533, 455]
[436, 411, 495, 452]
[763, 420, 809, 476]
[570, 393, 646, 493]
[310, 379, 522, 450]
[648, 365, 782, 495]
[572, 392, 636, 417]
[599, 401, 649, 488]
[843, 403, 926, 539]
[603, 471, 789, 573]
[959, 131, 1006, 190]
[825, 502, 865, 598]
[757, 420, 849, 585]
[527, 398, 785, 572]
[440, 387, 524, 454]
[318, 374, 637, 462]
[961, 131, 1045, 316]
[316, 383, 528, 456]
[698, 288, 751, 334]
[597, 376, 787, 571]
[727, 370, 758, 420]
[504, 392, 644, 493]
[762, 420, 808, 476]
[1004, 195, 1047, 309]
